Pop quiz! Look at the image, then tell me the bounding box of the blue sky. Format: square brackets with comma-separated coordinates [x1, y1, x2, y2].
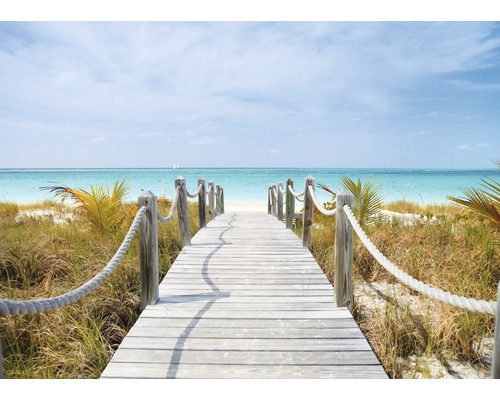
[0, 20, 499, 169]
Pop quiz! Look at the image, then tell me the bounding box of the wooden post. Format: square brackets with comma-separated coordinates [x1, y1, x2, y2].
[335, 190, 354, 312]
[271, 185, 277, 216]
[176, 177, 191, 248]
[216, 184, 221, 216]
[277, 182, 284, 222]
[286, 179, 295, 229]
[492, 281, 500, 378]
[208, 181, 215, 221]
[138, 190, 159, 310]
[220, 187, 225, 214]
[302, 176, 315, 249]
[198, 178, 207, 229]
[268, 187, 272, 215]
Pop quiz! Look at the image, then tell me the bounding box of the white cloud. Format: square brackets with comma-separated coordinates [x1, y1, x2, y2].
[476, 143, 489, 147]
[456, 144, 469, 150]
[90, 136, 107, 145]
[1, 22, 500, 168]
[409, 130, 431, 136]
[426, 111, 441, 117]
[190, 137, 218, 146]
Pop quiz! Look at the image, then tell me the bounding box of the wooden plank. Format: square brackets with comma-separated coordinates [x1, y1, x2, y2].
[102, 364, 387, 379]
[133, 317, 361, 329]
[125, 326, 366, 339]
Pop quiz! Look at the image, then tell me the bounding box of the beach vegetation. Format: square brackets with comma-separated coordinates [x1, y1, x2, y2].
[0, 197, 200, 378]
[317, 176, 384, 226]
[447, 160, 500, 230]
[303, 194, 498, 378]
[40, 180, 135, 233]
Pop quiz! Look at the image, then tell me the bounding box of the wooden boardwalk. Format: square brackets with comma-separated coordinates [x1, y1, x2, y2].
[101, 212, 387, 379]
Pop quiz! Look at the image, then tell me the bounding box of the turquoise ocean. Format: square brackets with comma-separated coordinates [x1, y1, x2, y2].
[0, 168, 499, 206]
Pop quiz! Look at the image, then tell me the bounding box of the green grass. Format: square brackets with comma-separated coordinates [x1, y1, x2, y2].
[0, 199, 201, 378]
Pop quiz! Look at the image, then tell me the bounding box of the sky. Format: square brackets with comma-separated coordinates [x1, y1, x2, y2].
[1, 12, 499, 168]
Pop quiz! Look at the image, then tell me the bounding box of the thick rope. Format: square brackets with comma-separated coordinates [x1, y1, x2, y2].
[307, 185, 337, 216]
[0, 206, 148, 317]
[158, 186, 181, 223]
[186, 184, 203, 198]
[288, 185, 305, 198]
[343, 204, 497, 316]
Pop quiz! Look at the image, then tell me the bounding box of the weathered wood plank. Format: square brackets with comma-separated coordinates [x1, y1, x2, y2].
[133, 317, 360, 329]
[102, 364, 387, 379]
[125, 327, 365, 339]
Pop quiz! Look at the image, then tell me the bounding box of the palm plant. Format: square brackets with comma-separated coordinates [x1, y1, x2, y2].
[340, 176, 384, 226]
[447, 161, 500, 229]
[41, 180, 133, 233]
[318, 177, 384, 226]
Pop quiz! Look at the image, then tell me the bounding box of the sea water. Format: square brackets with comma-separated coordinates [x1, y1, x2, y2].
[0, 168, 499, 205]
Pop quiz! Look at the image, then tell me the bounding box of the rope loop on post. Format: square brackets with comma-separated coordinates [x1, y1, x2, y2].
[186, 184, 203, 198]
[343, 204, 497, 316]
[288, 185, 305, 198]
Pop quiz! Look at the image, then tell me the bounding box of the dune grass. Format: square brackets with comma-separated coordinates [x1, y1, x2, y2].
[299, 201, 499, 378]
[0, 199, 200, 378]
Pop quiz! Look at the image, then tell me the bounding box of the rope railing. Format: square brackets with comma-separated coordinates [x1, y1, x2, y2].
[0, 176, 224, 378]
[0, 206, 147, 317]
[288, 185, 305, 198]
[268, 175, 500, 378]
[307, 185, 337, 216]
[186, 184, 203, 198]
[158, 186, 181, 223]
[343, 204, 497, 316]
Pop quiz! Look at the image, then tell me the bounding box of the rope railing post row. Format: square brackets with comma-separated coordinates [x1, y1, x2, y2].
[302, 176, 315, 249]
[286, 179, 295, 229]
[216, 184, 222, 216]
[198, 178, 207, 229]
[138, 191, 159, 311]
[493, 282, 500, 379]
[175, 177, 191, 248]
[277, 182, 284, 222]
[208, 181, 215, 221]
[334, 190, 354, 311]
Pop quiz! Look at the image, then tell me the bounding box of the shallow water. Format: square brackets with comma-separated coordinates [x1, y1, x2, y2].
[0, 167, 498, 205]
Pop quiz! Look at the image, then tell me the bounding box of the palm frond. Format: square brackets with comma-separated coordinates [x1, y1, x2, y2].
[447, 185, 500, 227]
[340, 176, 384, 226]
[317, 182, 337, 199]
[41, 180, 131, 232]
